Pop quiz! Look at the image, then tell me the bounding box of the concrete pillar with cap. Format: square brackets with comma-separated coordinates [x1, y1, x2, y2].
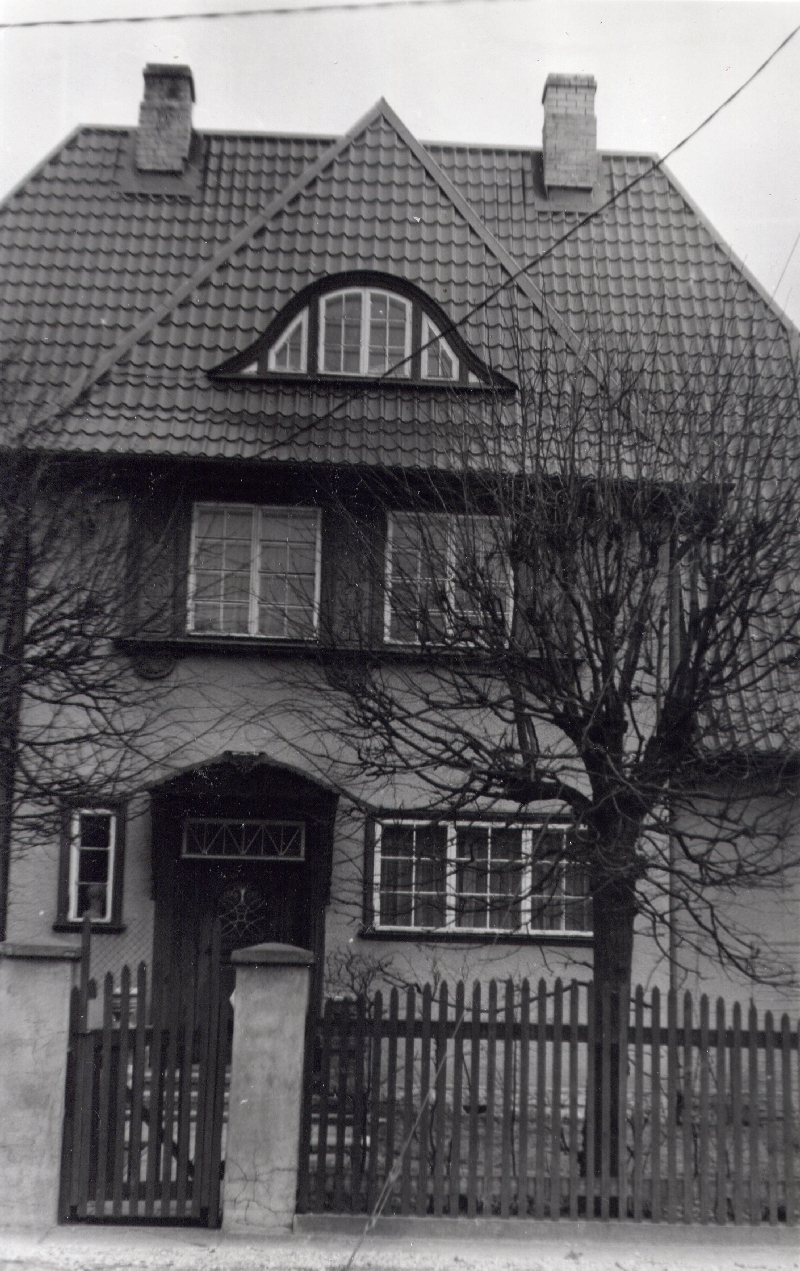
[222, 941, 315, 1233]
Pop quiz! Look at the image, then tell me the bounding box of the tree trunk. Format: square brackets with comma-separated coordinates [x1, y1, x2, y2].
[589, 866, 637, 1207]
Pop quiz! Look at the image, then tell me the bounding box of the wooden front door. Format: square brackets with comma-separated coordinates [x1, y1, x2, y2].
[150, 759, 336, 1024]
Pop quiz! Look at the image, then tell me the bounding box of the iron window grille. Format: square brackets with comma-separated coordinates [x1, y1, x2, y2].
[188, 503, 321, 639]
[373, 820, 591, 935]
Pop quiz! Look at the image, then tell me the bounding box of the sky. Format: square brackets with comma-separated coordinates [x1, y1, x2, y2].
[1, 0, 799, 328]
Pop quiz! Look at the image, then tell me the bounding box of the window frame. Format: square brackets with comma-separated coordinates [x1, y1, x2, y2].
[384, 511, 511, 645]
[421, 314, 459, 381]
[55, 805, 125, 931]
[267, 310, 308, 373]
[319, 287, 412, 378]
[370, 819, 591, 938]
[186, 502, 322, 641]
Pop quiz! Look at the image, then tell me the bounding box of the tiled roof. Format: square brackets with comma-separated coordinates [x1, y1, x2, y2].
[1, 100, 795, 470]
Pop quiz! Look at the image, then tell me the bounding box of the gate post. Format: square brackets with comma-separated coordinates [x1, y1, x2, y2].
[0, 943, 80, 1228]
[223, 942, 314, 1233]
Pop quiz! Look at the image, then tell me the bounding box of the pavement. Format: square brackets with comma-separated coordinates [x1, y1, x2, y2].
[0, 1220, 798, 1271]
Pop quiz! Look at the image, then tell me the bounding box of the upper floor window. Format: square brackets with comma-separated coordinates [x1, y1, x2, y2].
[385, 512, 510, 644]
[188, 503, 320, 639]
[373, 820, 591, 936]
[212, 274, 501, 386]
[321, 290, 411, 376]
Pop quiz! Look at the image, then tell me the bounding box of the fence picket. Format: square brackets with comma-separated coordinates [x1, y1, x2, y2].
[551, 980, 563, 1220]
[731, 1002, 743, 1224]
[584, 984, 596, 1221]
[449, 981, 465, 1217]
[111, 965, 131, 1217]
[416, 985, 432, 1216]
[433, 984, 448, 1216]
[715, 999, 726, 1225]
[159, 993, 180, 1219]
[633, 986, 644, 1221]
[698, 995, 710, 1224]
[384, 988, 399, 1209]
[366, 991, 383, 1213]
[518, 980, 530, 1218]
[600, 981, 611, 1222]
[782, 1015, 795, 1226]
[568, 982, 579, 1221]
[749, 1003, 759, 1224]
[332, 1005, 351, 1214]
[500, 980, 514, 1217]
[617, 987, 629, 1222]
[651, 986, 661, 1223]
[127, 964, 147, 1219]
[466, 982, 481, 1218]
[93, 974, 115, 1218]
[174, 984, 196, 1219]
[535, 979, 547, 1220]
[484, 980, 497, 1216]
[400, 988, 416, 1215]
[350, 996, 367, 1213]
[314, 998, 334, 1212]
[766, 1012, 778, 1224]
[666, 990, 678, 1223]
[683, 992, 693, 1223]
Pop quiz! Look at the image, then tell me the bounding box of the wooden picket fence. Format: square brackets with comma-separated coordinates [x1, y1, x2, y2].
[59, 925, 231, 1225]
[297, 978, 799, 1224]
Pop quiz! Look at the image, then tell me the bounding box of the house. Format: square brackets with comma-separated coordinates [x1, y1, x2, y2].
[1, 63, 798, 1035]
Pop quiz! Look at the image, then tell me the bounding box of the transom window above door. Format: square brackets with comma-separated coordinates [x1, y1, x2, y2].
[188, 503, 321, 639]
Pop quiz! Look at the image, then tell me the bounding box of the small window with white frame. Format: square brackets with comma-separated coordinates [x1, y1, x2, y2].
[268, 311, 307, 372]
[188, 503, 321, 639]
[384, 512, 510, 644]
[66, 809, 119, 924]
[421, 315, 458, 381]
[372, 820, 591, 935]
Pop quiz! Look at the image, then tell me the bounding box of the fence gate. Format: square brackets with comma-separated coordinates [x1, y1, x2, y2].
[59, 921, 231, 1226]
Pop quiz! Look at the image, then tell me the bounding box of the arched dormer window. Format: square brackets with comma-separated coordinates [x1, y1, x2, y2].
[210, 272, 509, 389]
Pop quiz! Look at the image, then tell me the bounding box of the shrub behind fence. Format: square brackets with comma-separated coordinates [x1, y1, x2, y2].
[297, 978, 798, 1223]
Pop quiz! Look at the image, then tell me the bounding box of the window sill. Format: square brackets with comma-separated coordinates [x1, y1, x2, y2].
[359, 925, 592, 946]
[117, 635, 319, 658]
[210, 371, 514, 394]
[53, 921, 127, 935]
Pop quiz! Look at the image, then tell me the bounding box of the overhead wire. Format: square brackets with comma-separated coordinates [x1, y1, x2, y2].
[1, 0, 533, 31]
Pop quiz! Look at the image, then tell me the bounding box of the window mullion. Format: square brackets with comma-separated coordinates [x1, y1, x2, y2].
[523, 827, 533, 934]
[360, 288, 369, 376]
[373, 823, 384, 928]
[249, 506, 260, 636]
[445, 823, 457, 929]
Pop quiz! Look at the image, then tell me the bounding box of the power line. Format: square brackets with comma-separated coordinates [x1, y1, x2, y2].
[1, 0, 527, 31]
[251, 18, 800, 453]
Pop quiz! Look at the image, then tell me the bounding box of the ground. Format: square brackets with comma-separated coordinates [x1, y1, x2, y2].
[0, 1224, 797, 1271]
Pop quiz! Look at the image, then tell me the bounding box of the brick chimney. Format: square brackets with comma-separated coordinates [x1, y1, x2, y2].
[542, 73, 597, 192]
[135, 64, 195, 173]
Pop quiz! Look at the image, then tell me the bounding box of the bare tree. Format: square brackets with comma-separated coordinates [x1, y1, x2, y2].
[296, 299, 800, 1007]
[0, 353, 173, 939]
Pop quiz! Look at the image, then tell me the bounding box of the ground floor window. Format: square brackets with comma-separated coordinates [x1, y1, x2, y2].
[372, 820, 591, 936]
[57, 807, 123, 927]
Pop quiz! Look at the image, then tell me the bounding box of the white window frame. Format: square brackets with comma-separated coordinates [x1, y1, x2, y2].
[384, 512, 511, 644]
[373, 820, 591, 936]
[421, 314, 459, 381]
[267, 311, 308, 373]
[187, 503, 322, 639]
[319, 288, 412, 377]
[67, 808, 117, 924]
